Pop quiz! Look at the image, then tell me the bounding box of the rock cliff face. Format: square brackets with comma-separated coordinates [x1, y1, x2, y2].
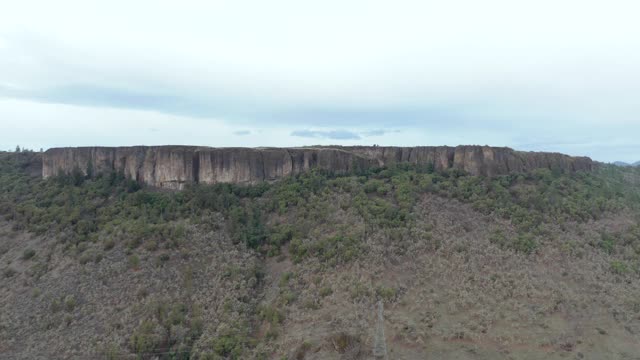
[42, 146, 594, 189]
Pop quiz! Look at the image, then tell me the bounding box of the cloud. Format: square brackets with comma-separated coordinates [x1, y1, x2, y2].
[290, 130, 361, 140]
[233, 130, 251, 136]
[361, 129, 402, 137]
[1, 4, 639, 127]
[0, 81, 486, 129]
[0, 83, 232, 119]
[362, 129, 387, 136]
[290, 128, 404, 140]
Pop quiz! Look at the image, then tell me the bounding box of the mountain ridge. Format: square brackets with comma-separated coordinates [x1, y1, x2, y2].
[42, 145, 594, 189]
[613, 160, 640, 167]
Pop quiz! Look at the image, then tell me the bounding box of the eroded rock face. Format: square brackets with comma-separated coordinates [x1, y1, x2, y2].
[42, 146, 199, 190]
[42, 146, 594, 189]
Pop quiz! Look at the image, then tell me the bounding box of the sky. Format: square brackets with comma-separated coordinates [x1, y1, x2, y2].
[1, 0, 639, 162]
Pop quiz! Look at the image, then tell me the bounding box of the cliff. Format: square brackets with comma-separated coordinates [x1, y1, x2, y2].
[42, 146, 594, 189]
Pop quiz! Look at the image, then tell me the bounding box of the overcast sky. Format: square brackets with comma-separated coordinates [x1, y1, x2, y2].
[1, 0, 639, 162]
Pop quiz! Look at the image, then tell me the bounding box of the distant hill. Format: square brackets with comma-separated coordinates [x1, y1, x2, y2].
[613, 161, 631, 166]
[613, 161, 640, 167]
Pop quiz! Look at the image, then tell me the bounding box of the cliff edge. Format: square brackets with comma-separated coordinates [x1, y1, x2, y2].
[42, 146, 594, 189]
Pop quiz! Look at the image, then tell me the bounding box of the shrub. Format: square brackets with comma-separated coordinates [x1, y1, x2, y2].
[300, 234, 361, 264]
[319, 286, 333, 297]
[51, 298, 62, 313]
[289, 238, 307, 263]
[258, 305, 284, 326]
[101, 343, 121, 360]
[265, 328, 279, 340]
[158, 253, 170, 263]
[349, 282, 371, 301]
[128, 255, 140, 270]
[64, 295, 77, 311]
[512, 233, 537, 254]
[144, 239, 158, 252]
[610, 260, 628, 275]
[78, 252, 94, 265]
[129, 320, 159, 355]
[330, 332, 360, 354]
[279, 272, 293, 287]
[22, 248, 36, 260]
[31, 288, 41, 298]
[267, 224, 294, 255]
[103, 238, 115, 251]
[212, 329, 246, 359]
[137, 288, 149, 300]
[280, 290, 297, 305]
[302, 298, 320, 310]
[293, 341, 313, 360]
[375, 285, 397, 302]
[490, 230, 537, 254]
[27, 262, 48, 279]
[599, 233, 617, 254]
[363, 179, 385, 194]
[127, 300, 204, 358]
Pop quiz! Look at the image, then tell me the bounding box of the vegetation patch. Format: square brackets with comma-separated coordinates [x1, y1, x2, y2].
[129, 300, 204, 359]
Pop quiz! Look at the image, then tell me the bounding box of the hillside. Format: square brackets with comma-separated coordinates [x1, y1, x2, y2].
[1, 150, 640, 359]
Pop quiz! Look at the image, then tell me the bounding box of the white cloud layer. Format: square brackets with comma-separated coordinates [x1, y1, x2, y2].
[0, 0, 639, 162]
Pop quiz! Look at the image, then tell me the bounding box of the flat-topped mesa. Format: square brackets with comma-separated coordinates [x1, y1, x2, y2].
[42, 146, 594, 189]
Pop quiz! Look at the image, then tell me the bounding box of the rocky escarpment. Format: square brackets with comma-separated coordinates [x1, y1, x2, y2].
[42, 146, 594, 189]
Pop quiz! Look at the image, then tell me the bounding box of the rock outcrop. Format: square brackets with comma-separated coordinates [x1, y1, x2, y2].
[42, 146, 594, 189]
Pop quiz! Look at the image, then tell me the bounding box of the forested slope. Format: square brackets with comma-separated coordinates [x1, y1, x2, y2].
[1, 150, 639, 359]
